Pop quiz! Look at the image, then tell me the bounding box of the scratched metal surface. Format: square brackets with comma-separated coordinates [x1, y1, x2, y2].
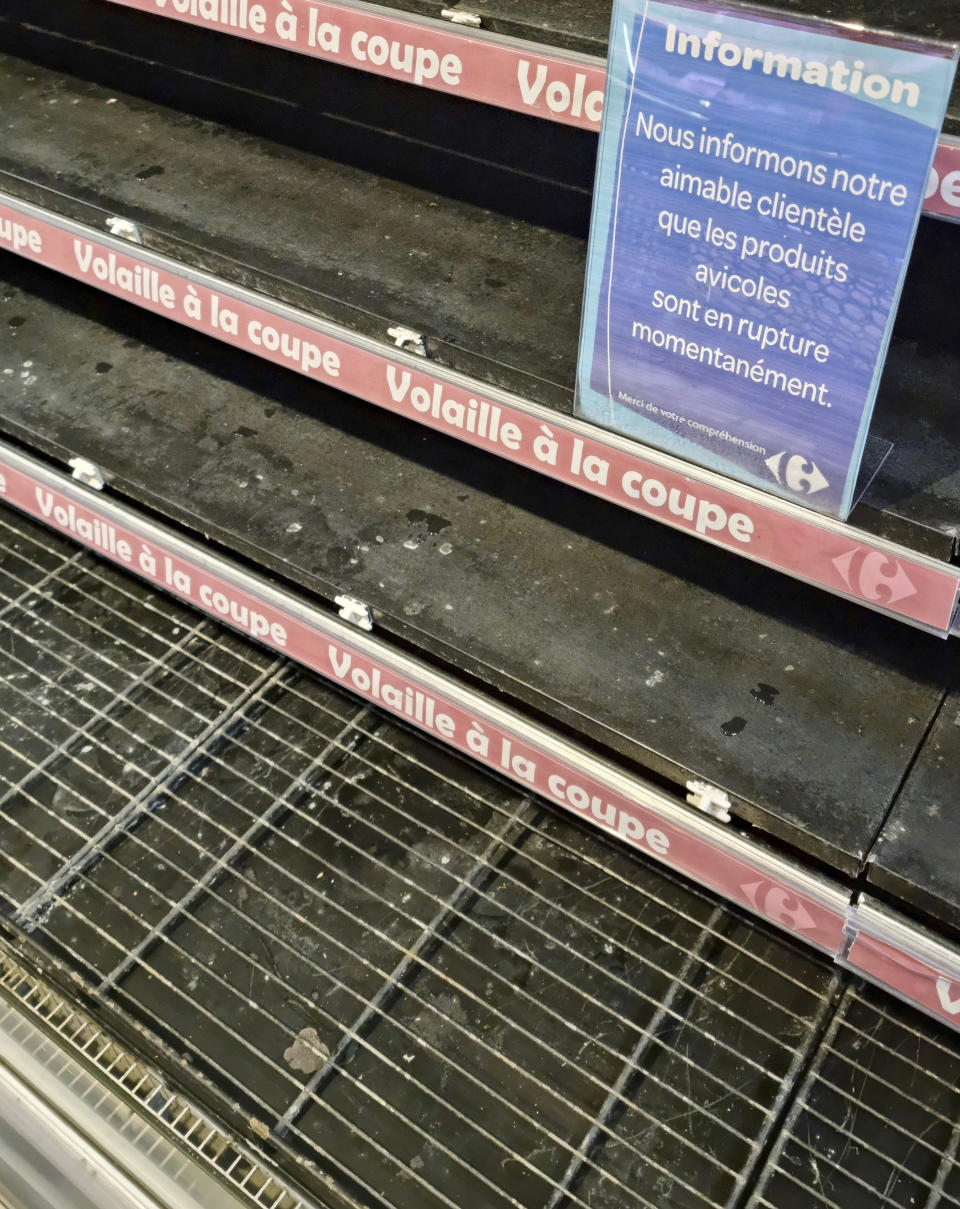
[746, 983, 960, 1209]
[3, 506, 960, 1209]
[0, 502, 833, 1209]
[1, 250, 956, 874]
[867, 679, 960, 934]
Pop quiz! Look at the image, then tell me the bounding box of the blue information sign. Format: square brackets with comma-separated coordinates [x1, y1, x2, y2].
[577, 0, 957, 518]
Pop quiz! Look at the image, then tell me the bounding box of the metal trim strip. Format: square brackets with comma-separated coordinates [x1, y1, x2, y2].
[0, 1052, 172, 1209]
[845, 896, 960, 1032]
[0, 946, 310, 1209]
[2, 189, 957, 632]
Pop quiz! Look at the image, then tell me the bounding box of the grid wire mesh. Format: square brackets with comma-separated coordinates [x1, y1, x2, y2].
[0, 946, 311, 1209]
[1, 502, 958, 1209]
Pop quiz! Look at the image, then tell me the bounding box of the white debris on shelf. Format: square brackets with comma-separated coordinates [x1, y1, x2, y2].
[441, 9, 482, 26]
[105, 215, 142, 244]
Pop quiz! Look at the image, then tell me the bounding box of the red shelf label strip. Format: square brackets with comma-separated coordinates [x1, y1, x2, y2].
[846, 927, 960, 1030]
[1, 194, 957, 630]
[105, 0, 605, 129]
[0, 448, 846, 954]
[103, 0, 960, 220]
[10, 445, 960, 1034]
[927, 137, 960, 221]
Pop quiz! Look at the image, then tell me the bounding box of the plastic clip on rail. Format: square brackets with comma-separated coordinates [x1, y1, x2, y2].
[3, 437, 960, 1037]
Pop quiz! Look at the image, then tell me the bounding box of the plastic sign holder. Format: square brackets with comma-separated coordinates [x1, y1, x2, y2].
[2, 437, 960, 1036]
[0, 188, 958, 632]
[99, 0, 960, 222]
[576, 0, 958, 519]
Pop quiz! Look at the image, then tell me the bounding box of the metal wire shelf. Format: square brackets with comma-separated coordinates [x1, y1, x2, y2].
[2, 503, 960, 1209]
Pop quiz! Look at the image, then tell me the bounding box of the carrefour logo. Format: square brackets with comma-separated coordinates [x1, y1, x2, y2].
[937, 977, 960, 1016]
[832, 548, 917, 606]
[765, 451, 829, 496]
[740, 880, 816, 932]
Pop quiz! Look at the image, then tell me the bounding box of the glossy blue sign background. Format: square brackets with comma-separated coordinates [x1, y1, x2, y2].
[576, 0, 957, 518]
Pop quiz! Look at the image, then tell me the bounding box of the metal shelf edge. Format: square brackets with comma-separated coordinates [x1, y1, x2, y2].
[844, 896, 960, 1035]
[9, 437, 960, 1039]
[1, 187, 957, 633]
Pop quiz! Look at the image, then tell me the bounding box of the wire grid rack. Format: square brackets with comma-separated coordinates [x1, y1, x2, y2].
[748, 982, 960, 1209]
[1, 500, 960, 1209]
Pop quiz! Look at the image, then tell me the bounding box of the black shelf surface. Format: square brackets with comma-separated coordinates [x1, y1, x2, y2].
[5, 501, 960, 1209]
[868, 678, 960, 933]
[0, 48, 581, 409]
[2, 246, 958, 877]
[0, 1, 600, 238]
[0, 49, 956, 559]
